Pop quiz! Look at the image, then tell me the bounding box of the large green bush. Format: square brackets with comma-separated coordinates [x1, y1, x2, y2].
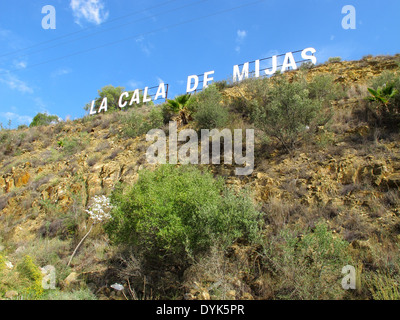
[105, 165, 262, 262]
[190, 85, 230, 130]
[253, 74, 324, 151]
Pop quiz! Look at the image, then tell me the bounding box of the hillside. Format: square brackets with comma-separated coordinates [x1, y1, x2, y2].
[1, 54, 400, 300]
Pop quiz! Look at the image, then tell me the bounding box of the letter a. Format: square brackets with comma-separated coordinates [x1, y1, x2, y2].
[342, 265, 356, 290]
[42, 5, 56, 30]
[342, 5, 356, 30]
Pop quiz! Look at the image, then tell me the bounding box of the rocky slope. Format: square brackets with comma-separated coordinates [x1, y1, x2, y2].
[1, 54, 400, 300]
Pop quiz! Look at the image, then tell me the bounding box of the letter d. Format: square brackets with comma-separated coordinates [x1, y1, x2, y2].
[201, 305, 208, 315]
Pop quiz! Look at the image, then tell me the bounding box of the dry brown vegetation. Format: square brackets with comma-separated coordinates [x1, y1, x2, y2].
[1, 54, 400, 300]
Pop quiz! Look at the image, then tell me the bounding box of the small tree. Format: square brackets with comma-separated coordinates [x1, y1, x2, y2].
[84, 85, 125, 112]
[30, 112, 59, 127]
[253, 75, 323, 151]
[84, 85, 153, 113]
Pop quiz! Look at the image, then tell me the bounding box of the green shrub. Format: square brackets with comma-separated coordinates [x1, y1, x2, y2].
[17, 124, 28, 130]
[147, 107, 164, 129]
[160, 102, 175, 124]
[190, 85, 229, 130]
[253, 74, 323, 151]
[30, 113, 59, 128]
[234, 77, 271, 117]
[105, 165, 263, 263]
[365, 271, 400, 300]
[59, 134, 89, 155]
[0, 254, 5, 271]
[299, 61, 315, 70]
[16, 255, 44, 298]
[263, 223, 352, 300]
[308, 74, 345, 102]
[328, 57, 342, 63]
[122, 108, 164, 138]
[214, 79, 230, 91]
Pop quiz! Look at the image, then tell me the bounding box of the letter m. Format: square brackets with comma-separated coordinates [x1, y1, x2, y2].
[233, 62, 249, 83]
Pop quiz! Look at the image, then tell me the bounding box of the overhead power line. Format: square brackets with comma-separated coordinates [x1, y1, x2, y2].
[6, 0, 210, 61]
[0, 0, 266, 76]
[0, 0, 181, 58]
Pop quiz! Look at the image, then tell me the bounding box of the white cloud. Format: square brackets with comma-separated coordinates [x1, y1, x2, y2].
[236, 30, 247, 41]
[14, 61, 27, 69]
[0, 28, 12, 40]
[0, 111, 32, 126]
[0, 73, 33, 94]
[70, 0, 109, 25]
[136, 36, 152, 56]
[235, 29, 247, 54]
[51, 68, 72, 77]
[33, 97, 47, 112]
[156, 77, 165, 84]
[127, 80, 142, 90]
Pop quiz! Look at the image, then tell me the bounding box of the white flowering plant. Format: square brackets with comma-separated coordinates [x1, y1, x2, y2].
[68, 195, 113, 267]
[85, 195, 113, 223]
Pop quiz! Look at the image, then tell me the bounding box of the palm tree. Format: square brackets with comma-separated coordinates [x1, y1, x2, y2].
[166, 94, 191, 125]
[367, 84, 399, 126]
[368, 84, 398, 111]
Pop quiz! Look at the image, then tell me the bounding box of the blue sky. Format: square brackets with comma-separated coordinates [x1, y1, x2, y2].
[0, 0, 399, 128]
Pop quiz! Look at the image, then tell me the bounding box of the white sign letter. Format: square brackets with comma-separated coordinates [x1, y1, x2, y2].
[203, 71, 215, 89]
[155, 83, 166, 100]
[129, 89, 140, 106]
[281, 52, 298, 72]
[119, 92, 129, 109]
[143, 87, 152, 103]
[301, 47, 317, 65]
[89, 100, 97, 115]
[265, 56, 278, 76]
[233, 62, 249, 83]
[255, 60, 260, 78]
[186, 75, 199, 93]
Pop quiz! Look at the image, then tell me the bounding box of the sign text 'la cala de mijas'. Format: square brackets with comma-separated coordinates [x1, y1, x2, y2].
[88, 47, 317, 115]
